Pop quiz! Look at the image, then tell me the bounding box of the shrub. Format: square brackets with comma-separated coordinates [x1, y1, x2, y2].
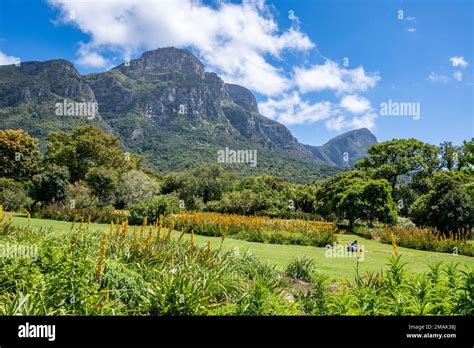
[0, 178, 33, 212]
[31, 165, 70, 204]
[379, 226, 473, 256]
[285, 257, 316, 282]
[36, 203, 116, 223]
[116, 170, 160, 208]
[128, 194, 180, 225]
[174, 212, 337, 247]
[85, 167, 118, 205]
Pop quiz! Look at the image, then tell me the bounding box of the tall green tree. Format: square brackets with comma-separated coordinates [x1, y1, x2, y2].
[0, 129, 40, 181]
[316, 171, 396, 229]
[410, 171, 473, 235]
[31, 165, 70, 204]
[45, 126, 140, 182]
[457, 138, 474, 170]
[85, 167, 118, 205]
[355, 139, 439, 192]
[439, 141, 458, 171]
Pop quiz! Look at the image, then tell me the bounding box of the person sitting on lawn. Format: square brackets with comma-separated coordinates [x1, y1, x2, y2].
[347, 240, 358, 252]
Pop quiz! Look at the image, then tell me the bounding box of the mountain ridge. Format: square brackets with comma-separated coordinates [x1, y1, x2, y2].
[0, 47, 377, 182]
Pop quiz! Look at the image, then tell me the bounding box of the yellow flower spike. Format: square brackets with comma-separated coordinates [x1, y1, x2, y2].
[178, 227, 186, 241]
[190, 229, 195, 247]
[132, 226, 138, 248]
[115, 222, 121, 240]
[145, 226, 153, 250]
[94, 229, 108, 283]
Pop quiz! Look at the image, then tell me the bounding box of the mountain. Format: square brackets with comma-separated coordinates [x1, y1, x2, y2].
[304, 128, 377, 166]
[0, 47, 377, 182]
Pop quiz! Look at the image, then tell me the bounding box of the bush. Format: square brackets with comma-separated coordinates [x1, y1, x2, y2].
[85, 167, 118, 205]
[36, 203, 116, 223]
[285, 257, 316, 282]
[128, 194, 180, 225]
[174, 212, 337, 247]
[379, 226, 473, 256]
[116, 170, 160, 208]
[0, 178, 33, 212]
[206, 190, 266, 215]
[31, 165, 70, 204]
[410, 172, 473, 235]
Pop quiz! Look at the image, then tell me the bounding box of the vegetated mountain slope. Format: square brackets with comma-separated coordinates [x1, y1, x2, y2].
[0, 47, 377, 182]
[304, 128, 378, 166]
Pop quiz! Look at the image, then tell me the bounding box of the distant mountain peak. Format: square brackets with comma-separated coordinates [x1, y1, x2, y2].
[303, 128, 377, 166]
[117, 47, 205, 79]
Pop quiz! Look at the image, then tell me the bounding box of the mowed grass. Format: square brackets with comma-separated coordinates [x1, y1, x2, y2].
[9, 215, 474, 282]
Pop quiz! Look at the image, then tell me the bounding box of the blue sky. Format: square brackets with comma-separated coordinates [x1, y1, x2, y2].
[0, 0, 472, 146]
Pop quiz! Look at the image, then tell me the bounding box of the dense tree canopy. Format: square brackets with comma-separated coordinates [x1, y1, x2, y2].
[355, 139, 439, 191]
[45, 126, 140, 182]
[410, 171, 473, 235]
[0, 129, 40, 181]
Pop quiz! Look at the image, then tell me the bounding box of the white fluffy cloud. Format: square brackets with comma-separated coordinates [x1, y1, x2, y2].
[258, 92, 376, 131]
[258, 92, 334, 125]
[293, 60, 380, 94]
[340, 94, 371, 114]
[48, 0, 313, 96]
[0, 51, 18, 65]
[453, 71, 463, 81]
[450, 56, 468, 68]
[324, 112, 377, 131]
[77, 45, 109, 68]
[427, 72, 450, 83]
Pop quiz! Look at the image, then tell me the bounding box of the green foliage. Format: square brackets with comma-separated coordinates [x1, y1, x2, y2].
[45, 125, 139, 182]
[410, 172, 473, 235]
[206, 190, 266, 215]
[85, 167, 118, 205]
[316, 171, 397, 229]
[128, 194, 180, 225]
[116, 170, 160, 208]
[356, 139, 439, 190]
[285, 257, 316, 282]
[0, 129, 40, 181]
[0, 178, 33, 211]
[161, 164, 235, 209]
[31, 164, 70, 204]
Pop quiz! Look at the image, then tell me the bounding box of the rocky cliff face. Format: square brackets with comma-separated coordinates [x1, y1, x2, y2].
[0, 60, 96, 107]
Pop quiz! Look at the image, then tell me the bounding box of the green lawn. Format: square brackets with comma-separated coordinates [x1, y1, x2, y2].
[9, 215, 474, 282]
